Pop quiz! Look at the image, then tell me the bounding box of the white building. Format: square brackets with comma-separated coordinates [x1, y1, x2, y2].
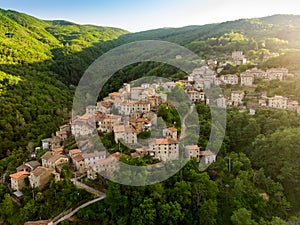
[267, 95, 288, 109]
[265, 68, 288, 81]
[82, 151, 107, 167]
[200, 150, 216, 164]
[220, 74, 238, 85]
[231, 91, 245, 106]
[240, 72, 254, 86]
[186, 90, 205, 102]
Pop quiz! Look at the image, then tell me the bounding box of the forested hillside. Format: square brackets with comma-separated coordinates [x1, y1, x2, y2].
[0, 9, 128, 161]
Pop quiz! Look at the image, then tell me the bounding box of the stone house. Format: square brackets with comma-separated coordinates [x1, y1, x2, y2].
[130, 87, 145, 100]
[245, 68, 265, 79]
[59, 124, 71, 134]
[185, 145, 201, 161]
[96, 101, 112, 114]
[232, 51, 247, 65]
[129, 117, 151, 134]
[88, 152, 122, 179]
[82, 151, 107, 167]
[98, 114, 122, 133]
[68, 149, 82, 158]
[148, 138, 179, 161]
[41, 152, 69, 170]
[114, 124, 137, 144]
[56, 130, 68, 141]
[16, 161, 41, 173]
[71, 154, 85, 172]
[10, 171, 30, 191]
[71, 114, 95, 136]
[120, 100, 151, 116]
[86, 105, 97, 115]
[28, 166, 55, 189]
[51, 136, 62, 149]
[163, 127, 178, 140]
[287, 100, 299, 111]
[216, 97, 227, 108]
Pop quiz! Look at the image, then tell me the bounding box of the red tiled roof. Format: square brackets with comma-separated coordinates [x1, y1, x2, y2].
[69, 149, 82, 155]
[200, 150, 215, 156]
[56, 130, 67, 135]
[10, 171, 30, 180]
[109, 92, 121, 97]
[185, 145, 200, 151]
[79, 114, 93, 120]
[129, 118, 149, 123]
[51, 147, 63, 153]
[72, 154, 84, 162]
[167, 127, 177, 132]
[149, 138, 178, 146]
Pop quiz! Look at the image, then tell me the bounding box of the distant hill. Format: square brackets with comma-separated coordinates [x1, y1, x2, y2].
[118, 14, 300, 58]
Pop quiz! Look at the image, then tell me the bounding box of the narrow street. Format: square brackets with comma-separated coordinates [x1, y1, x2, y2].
[71, 178, 104, 196]
[179, 104, 195, 141]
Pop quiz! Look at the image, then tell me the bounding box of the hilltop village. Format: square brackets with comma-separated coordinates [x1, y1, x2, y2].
[9, 51, 295, 199]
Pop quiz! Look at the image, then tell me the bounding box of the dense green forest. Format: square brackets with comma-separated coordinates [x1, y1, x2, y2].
[2, 8, 300, 224]
[0, 9, 128, 160]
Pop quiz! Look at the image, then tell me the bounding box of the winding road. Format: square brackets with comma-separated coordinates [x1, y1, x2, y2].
[53, 179, 106, 224]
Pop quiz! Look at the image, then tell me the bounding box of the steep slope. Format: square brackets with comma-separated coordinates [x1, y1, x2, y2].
[0, 9, 128, 158]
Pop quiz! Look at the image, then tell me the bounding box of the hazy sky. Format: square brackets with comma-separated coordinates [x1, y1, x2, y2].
[1, 0, 300, 32]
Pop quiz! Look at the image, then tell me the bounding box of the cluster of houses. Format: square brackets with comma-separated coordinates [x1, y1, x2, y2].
[71, 80, 217, 178]
[183, 59, 297, 112]
[10, 79, 219, 195]
[10, 53, 296, 196]
[219, 67, 289, 86]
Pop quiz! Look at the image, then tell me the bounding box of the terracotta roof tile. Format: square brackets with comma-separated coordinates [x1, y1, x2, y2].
[69, 149, 82, 155]
[72, 154, 84, 162]
[185, 145, 200, 151]
[10, 171, 30, 180]
[200, 150, 215, 156]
